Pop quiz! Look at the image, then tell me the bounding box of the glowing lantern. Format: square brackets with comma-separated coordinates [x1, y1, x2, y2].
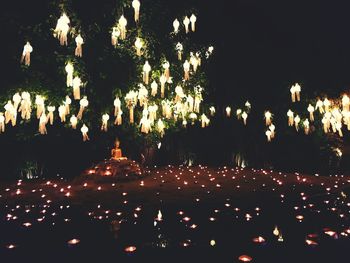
[287, 109, 294, 126]
[140, 116, 151, 134]
[21, 42, 33, 66]
[175, 85, 185, 102]
[75, 34, 84, 57]
[176, 42, 183, 60]
[273, 226, 280, 236]
[125, 91, 138, 123]
[115, 110, 123, 125]
[64, 96, 71, 115]
[101, 113, 110, 132]
[336, 122, 343, 137]
[238, 255, 253, 262]
[342, 94, 350, 112]
[183, 16, 190, 33]
[54, 13, 70, 46]
[18, 92, 31, 120]
[323, 98, 331, 112]
[70, 115, 78, 129]
[236, 108, 242, 119]
[183, 60, 190, 81]
[143, 61, 151, 84]
[266, 130, 272, 142]
[290, 85, 296, 102]
[81, 124, 89, 141]
[160, 75, 167, 98]
[201, 114, 210, 128]
[77, 96, 89, 120]
[242, 111, 248, 125]
[72, 76, 82, 100]
[264, 111, 272, 126]
[315, 99, 324, 113]
[303, 119, 310, 134]
[4, 101, 16, 126]
[148, 105, 158, 123]
[307, 104, 315, 122]
[186, 95, 194, 112]
[210, 106, 216, 116]
[47, 106, 55, 125]
[269, 124, 276, 138]
[294, 83, 301, 101]
[163, 61, 170, 81]
[194, 88, 203, 113]
[39, 113, 47, 135]
[134, 37, 143, 56]
[173, 19, 180, 33]
[151, 81, 158, 96]
[0, 113, 4, 133]
[138, 84, 149, 107]
[190, 14, 197, 32]
[118, 15, 127, 40]
[189, 112, 197, 124]
[35, 95, 45, 119]
[114, 97, 121, 117]
[12, 93, 21, 111]
[58, 105, 66, 122]
[111, 27, 121, 46]
[294, 115, 300, 131]
[65, 62, 74, 87]
[226, 106, 231, 117]
[132, 0, 141, 22]
[190, 52, 199, 72]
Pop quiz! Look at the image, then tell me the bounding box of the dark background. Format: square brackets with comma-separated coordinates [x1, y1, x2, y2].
[0, 0, 350, 178]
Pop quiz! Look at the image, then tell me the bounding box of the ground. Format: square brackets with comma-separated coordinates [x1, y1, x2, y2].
[1, 166, 350, 262]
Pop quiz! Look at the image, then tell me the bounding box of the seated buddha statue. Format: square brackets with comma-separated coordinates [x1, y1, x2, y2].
[111, 138, 126, 160]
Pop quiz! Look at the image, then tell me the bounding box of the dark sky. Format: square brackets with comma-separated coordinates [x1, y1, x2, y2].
[1, 0, 350, 108]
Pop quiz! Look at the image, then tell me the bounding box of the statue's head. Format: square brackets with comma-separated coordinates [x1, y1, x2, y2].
[115, 138, 120, 148]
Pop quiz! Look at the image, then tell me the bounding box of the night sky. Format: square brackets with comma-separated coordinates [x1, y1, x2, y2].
[1, 0, 350, 108]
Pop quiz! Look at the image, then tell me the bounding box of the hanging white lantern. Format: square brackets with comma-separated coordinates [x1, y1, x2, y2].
[35, 95, 45, 119]
[264, 111, 272, 126]
[21, 42, 33, 66]
[111, 27, 121, 46]
[160, 75, 166, 98]
[294, 115, 300, 131]
[323, 98, 331, 112]
[315, 99, 324, 113]
[148, 105, 158, 124]
[135, 37, 143, 56]
[54, 13, 70, 46]
[58, 105, 66, 122]
[287, 109, 294, 126]
[176, 42, 183, 60]
[77, 96, 89, 120]
[19, 92, 31, 120]
[143, 61, 151, 84]
[173, 19, 180, 33]
[265, 130, 272, 142]
[132, 0, 141, 22]
[269, 124, 276, 138]
[64, 96, 71, 115]
[201, 114, 210, 128]
[303, 119, 310, 135]
[163, 61, 170, 81]
[65, 62, 74, 87]
[294, 83, 301, 102]
[186, 96, 194, 112]
[72, 76, 82, 100]
[236, 108, 242, 120]
[4, 101, 15, 125]
[342, 94, 350, 112]
[307, 104, 315, 122]
[138, 84, 149, 107]
[175, 85, 185, 103]
[70, 115, 78, 129]
[190, 52, 199, 72]
[118, 15, 127, 40]
[242, 111, 248, 125]
[194, 90, 203, 113]
[75, 34, 84, 57]
[38, 112, 47, 135]
[115, 110, 123, 125]
[46, 106, 55, 125]
[183, 60, 190, 81]
[114, 97, 121, 117]
[140, 116, 151, 134]
[183, 16, 190, 34]
[151, 81, 158, 97]
[209, 106, 216, 116]
[101, 113, 110, 132]
[0, 113, 4, 133]
[190, 14, 197, 32]
[81, 124, 89, 141]
[336, 122, 343, 137]
[125, 91, 138, 123]
[226, 106, 231, 117]
[157, 119, 165, 137]
[12, 93, 21, 111]
[290, 85, 296, 103]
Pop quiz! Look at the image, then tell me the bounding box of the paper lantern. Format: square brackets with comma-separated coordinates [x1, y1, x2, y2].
[264, 111, 272, 126]
[148, 105, 158, 124]
[190, 53, 199, 72]
[294, 83, 301, 101]
[118, 15, 127, 40]
[114, 97, 121, 117]
[342, 95, 350, 112]
[12, 93, 21, 111]
[201, 114, 210, 128]
[336, 122, 343, 137]
[236, 108, 242, 120]
[77, 96, 89, 120]
[194, 92, 203, 113]
[54, 13, 70, 46]
[125, 91, 138, 123]
[21, 42, 33, 66]
[163, 61, 170, 81]
[157, 119, 165, 137]
[183, 60, 190, 81]
[294, 115, 300, 131]
[101, 113, 110, 132]
[269, 124, 276, 138]
[265, 130, 272, 142]
[183, 16, 190, 33]
[290, 85, 296, 102]
[65, 62, 74, 87]
[35, 95, 45, 119]
[186, 96, 194, 112]
[210, 106, 216, 116]
[70, 115, 78, 129]
[115, 110, 123, 125]
[64, 96, 71, 115]
[4, 101, 16, 126]
[226, 106, 231, 117]
[38, 113, 47, 135]
[303, 119, 310, 135]
[58, 105, 66, 122]
[0, 113, 4, 133]
[160, 75, 167, 98]
[190, 14, 197, 32]
[176, 42, 183, 60]
[46, 106, 55, 125]
[132, 0, 141, 22]
[75, 34, 84, 57]
[143, 61, 151, 84]
[242, 111, 248, 125]
[135, 37, 143, 57]
[307, 104, 315, 122]
[72, 76, 82, 100]
[19, 92, 31, 120]
[245, 101, 251, 109]
[81, 124, 89, 141]
[287, 109, 294, 126]
[140, 116, 151, 134]
[173, 19, 180, 33]
[315, 99, 324, 113]
[111, 27, 121, 46]
[151, 81, 158, 96]
[323, 98, 331, 112]
[175, 85, 184, 103]
[138, 84, 149, 107]
[189, 112, 197, 124]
